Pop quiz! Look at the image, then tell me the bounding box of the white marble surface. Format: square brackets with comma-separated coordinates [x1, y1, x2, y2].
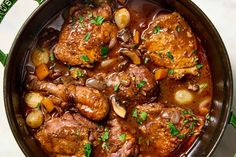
[0, 0, 235, 156]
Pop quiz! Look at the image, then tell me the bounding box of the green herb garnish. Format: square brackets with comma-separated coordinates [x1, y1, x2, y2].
[114, 83, 120, 92]
[100, 128, 109, 142]
[166, 51, 174, 62]
[140, 112, 148, 121]
[132, 108, 148, 124]
[196, 64, 203, 69]
[176, 25, 181, 32]
[177, 134, 186, 139]
[189, 121, 196, 130]
[206, 114, 211, 121]
[91, 16, 105, 25]
[154, 25, 161, 34]
[101, 46, 109, 58]
[36, 103, 41, 109]
[84, 32, 91, 41]
[119, 133, 126, 141]
[77, 70, 84, 78]
[137, 80, 147, 89]
[50, 52, 55, 61]
[193, 49, 199, 54]
[168, 69, 174, 75]
[132, 108, 138, 118]
[183, 119, 189, 126]
[144, 57, 149, 64]
[199, 83, 208, 89]
[168, 122, 180, 136]
[84, 143, 92, 157]
[80, 55, 90, 62]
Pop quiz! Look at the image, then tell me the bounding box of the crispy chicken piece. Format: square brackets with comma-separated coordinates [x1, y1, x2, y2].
[136, 103, 204, 157]
[141, 12, 199, 79]
[106, 64, 158, 102]
[54, 2, 118, 67]
[36, 113, 97, 157]
[26, 75, 109, 121]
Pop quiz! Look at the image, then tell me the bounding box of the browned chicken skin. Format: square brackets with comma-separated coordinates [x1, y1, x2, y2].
[136, 103, 204, 156]
[141, 12, 199, 79]
[54, 2, 118, 67]
[26, 75, 109, 121]
[36, 113, 97, 157]
[106, 64, 158, 102]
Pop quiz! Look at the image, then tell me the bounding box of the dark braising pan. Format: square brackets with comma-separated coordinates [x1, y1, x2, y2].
[1, 0, 235, 156]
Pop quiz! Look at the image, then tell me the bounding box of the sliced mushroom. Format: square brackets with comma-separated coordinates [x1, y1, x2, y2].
[120, 49, 141, 65]
[110, 95, 126, 118]
[117, 28, 131, 43]
[86, 78, 107, 90]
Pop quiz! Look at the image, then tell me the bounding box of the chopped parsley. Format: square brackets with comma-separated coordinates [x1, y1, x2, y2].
[49, 52, 55, 61]
[177, 134, 186, 139]
[119, 133, 126, 141]
[140, 112, 148, 121]
[84, 143, 92, 157]
[183, 119, 189, 126]
[166, 51, 174, 62]
[182, 110, 193, 115]
[168, 122, 180, 136]
[153, 25, 161, 34]
[101, 46, 109, 58]
[80, 55, 90, 62]
[77, 70, 84, 78]
[84, 32, 91, 41]
[114, 83, 120, 92]
[168, 69, 174, 75]
[206, 114, 211, 121]
[196, 64, 203, 69]
[132, 108, 138, 118]
[79, 15, 85, 27]
[176, 25, 181, 32]
[199, 83, 208, 89]
[189, 121, 196, 130]
[136, 80, 147, 89]
[99, 128, 109, 142]
[91, 16, 105, 25]
[98, 128, 110, 151]
[132, 108, 148, 124]
[193, 49, 199, 54]
[36, 103, 41, 109]
[144, 57, 149, 64]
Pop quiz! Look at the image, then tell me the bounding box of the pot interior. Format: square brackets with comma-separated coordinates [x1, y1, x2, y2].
[4, 0, 232, 156]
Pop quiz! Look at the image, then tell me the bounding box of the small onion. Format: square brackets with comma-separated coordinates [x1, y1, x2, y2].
[24, 92, 44, 108]
[114, 8, 130, 29]
[175, 89, 193, 105]
[26, 110, 44, 128]
[100, 57, 123, 69]
[31, 48, 49, 66]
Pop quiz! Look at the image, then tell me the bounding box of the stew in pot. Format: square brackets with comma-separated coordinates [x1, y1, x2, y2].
[23, 0, 212, 156]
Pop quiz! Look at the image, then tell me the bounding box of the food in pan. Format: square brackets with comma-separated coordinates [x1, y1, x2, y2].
[23, 0, 212, 156]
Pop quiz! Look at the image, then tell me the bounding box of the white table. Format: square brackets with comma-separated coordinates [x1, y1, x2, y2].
[0, 0, 235, 156]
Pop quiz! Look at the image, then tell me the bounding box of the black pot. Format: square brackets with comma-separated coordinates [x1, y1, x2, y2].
[1, 0, 235, 156]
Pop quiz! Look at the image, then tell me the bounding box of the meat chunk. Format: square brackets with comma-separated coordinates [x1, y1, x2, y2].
[136, 103, 204, 156]
[141, 12, 199, 79]
[36, 113, 97, 156]
[93, 118, 139, 157]
[26, 75, 109, 121]
[106, 64, 158, 102]
[54, 2, 117, 67]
